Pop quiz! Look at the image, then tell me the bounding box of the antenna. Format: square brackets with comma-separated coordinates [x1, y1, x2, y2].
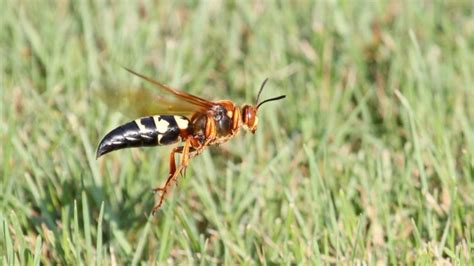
[257, 95, 286, 109]
[255, 78, 269, 105]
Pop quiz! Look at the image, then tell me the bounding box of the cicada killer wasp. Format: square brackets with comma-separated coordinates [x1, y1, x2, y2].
[96, 68, 285, 214]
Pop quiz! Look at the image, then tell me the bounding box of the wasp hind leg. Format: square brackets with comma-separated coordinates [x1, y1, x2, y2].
[151, 137, 195, 215]
[151, 147, 183, 193]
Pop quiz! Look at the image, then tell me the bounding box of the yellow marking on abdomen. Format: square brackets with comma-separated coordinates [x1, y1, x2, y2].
[135, 119, 147, 132]
[175, 116, 189, 129]
[153, 116, 170, 133]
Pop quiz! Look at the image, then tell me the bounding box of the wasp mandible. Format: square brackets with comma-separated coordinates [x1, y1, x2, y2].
[96, 68, 286, 214]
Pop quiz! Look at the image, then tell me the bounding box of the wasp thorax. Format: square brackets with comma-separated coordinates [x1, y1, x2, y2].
[242, 105, 259, 133]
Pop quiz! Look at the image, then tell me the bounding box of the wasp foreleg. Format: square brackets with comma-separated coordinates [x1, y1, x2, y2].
[193, 113, 217, 156]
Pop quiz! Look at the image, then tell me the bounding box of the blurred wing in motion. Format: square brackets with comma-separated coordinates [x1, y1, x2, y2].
[124, 68, 214, 110]
[97, 68, 214, 118]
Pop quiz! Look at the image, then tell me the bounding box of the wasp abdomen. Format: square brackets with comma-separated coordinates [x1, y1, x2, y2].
[96, 115, 191, 158]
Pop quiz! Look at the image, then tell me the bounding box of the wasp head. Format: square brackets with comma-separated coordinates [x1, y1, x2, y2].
[242, 78, 286, 134]
[242, 105, 258, 133]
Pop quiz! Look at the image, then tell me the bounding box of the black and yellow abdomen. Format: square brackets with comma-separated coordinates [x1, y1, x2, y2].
[96, 115, 191, 158]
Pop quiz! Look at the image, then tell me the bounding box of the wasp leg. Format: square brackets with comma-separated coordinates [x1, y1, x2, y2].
[180, 135, 205, 179]
[151, 137, 194, 215]
[231, 105, 241, 133]
[194, 113, 217, 156]
[177, 143, 194, 179]
[151, 146, 184, 194]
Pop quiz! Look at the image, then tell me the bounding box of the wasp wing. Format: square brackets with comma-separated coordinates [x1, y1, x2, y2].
[124, 68, 214, 110]
[97, 69, 214, 118]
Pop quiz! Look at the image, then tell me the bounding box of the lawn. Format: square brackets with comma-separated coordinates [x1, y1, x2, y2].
[1, 1, 473, 264]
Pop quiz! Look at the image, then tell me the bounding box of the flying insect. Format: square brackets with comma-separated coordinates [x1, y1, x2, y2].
[97, 68, 285, 214]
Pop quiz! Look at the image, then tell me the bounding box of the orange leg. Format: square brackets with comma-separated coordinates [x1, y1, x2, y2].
[151, 114, 218, 214]
[151, 136, 201, 215]
[151, 146, 183, 193]
[231, 106, 241, 133]
[194, 114, 217, 156]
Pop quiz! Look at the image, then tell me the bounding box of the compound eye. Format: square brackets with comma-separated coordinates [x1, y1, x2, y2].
[247, 111, 256, 127]
[241, 107, 249, 124]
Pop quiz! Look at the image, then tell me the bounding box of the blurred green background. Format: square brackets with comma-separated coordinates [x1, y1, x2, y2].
[1, 0, 473, 264]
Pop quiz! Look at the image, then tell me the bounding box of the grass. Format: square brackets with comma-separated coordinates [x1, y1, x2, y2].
[1, 0, 473, 264]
